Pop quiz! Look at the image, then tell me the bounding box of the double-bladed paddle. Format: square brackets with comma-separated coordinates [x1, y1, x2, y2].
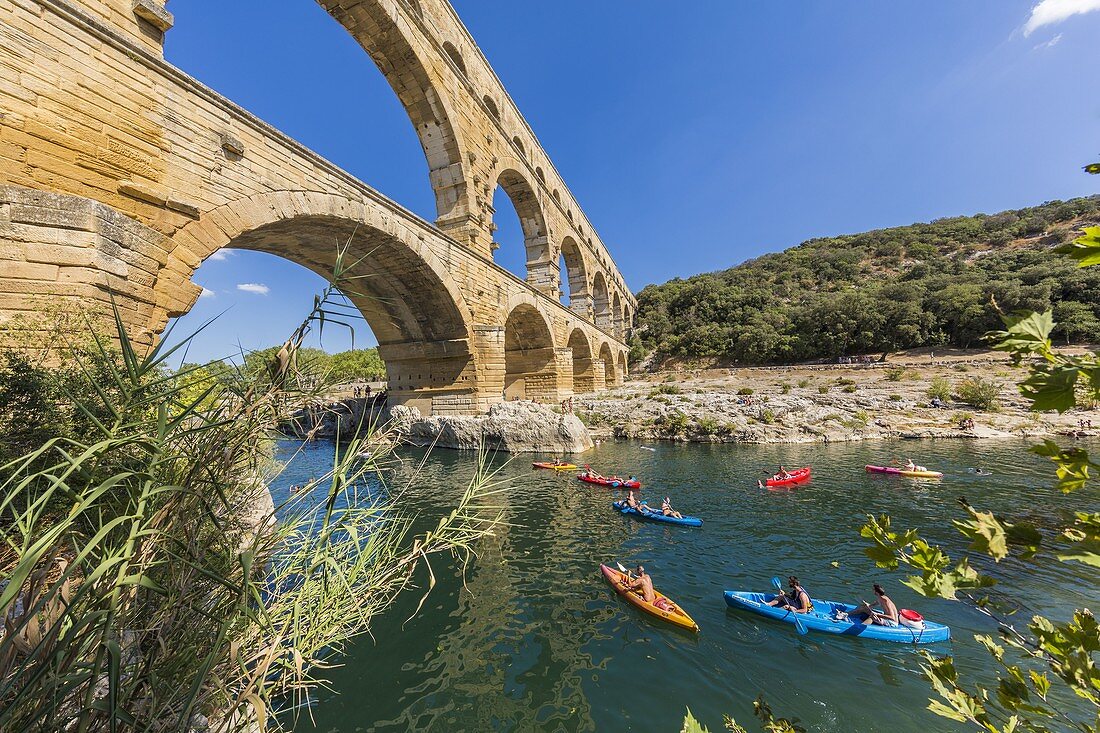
[772, 576, 808, 635]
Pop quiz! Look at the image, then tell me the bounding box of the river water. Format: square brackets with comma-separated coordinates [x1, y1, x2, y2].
[273, 437, 1098, 733]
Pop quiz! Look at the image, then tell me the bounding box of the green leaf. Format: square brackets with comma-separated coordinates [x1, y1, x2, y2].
[1019, 364, 1079, 413]
[991, 310, 1054, 358]
[681, 709, 711, 733]
[954, 504, 1009, 561]
[1055, 226, 1100, 267]
[1030, 441, 1096, 493]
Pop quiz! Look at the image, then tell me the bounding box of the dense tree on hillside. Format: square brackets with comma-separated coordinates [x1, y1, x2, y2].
[634, 196, 1100, 365]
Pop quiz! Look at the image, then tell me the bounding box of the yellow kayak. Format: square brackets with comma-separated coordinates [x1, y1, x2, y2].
[600, 564, 699, 632]
[866, 465, 943, 479]
[532, 461, 578, 471]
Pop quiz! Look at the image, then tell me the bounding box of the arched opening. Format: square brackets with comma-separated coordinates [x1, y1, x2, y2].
[591, 272, 611, 329]
[612, 291, 623, 336]
[491, 169, 550, 289]
[165, 202, 479, 416]
[504, 304, 557, 402]
[442, 41, 467, 77]
[484, 95, 500, 120]
[512, 136, 525, 158]
[552, 189, 561, 204]
[558, 236, 588, 313]
[622, 304, 631, 333]
[598, 342, 616, 389]
[320, 3, 467, 223]
[535, 166, 545, 184]
[568, 328, 595, 394]
[618, 351, 628, 383]
[403, 0, 423, 17]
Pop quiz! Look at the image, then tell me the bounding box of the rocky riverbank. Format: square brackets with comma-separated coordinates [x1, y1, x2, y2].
[576, 349, 1096, 445]
[389, 401, 593, 454]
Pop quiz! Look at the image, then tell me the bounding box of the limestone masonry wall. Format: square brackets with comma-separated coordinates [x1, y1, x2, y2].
[0, 0, 631, 414]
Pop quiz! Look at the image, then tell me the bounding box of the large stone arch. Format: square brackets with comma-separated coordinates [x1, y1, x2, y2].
[567, 328, 596, 394]
[597, 341, 617, 388]
[160, 191, 479, 413]
[591, 272, 611, 329]
[493, 168, 553, 293]
[320, 2, 469, 228]
[559, 236, 590, 315]
[503, 303, 560, 402]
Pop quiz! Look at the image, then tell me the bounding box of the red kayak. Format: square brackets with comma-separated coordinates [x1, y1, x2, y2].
[577, 474, 641, 489]
[764, 467, 811, 487]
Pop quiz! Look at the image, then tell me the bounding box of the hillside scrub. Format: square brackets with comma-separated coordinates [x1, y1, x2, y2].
[633, 196, 1100, 365]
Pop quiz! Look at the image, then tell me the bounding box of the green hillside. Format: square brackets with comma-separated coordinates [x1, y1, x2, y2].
[631, 196, 1100, 366]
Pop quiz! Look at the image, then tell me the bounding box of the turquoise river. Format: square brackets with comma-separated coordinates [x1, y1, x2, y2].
[273, 437, 1098, 733]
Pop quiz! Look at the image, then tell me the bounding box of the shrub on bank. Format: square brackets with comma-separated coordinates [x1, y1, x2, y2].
[956, 376, 1000, 410]
[927, 377, 952, 402]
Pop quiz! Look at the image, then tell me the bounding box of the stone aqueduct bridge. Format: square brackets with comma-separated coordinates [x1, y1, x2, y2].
[0, 0, 635, 414]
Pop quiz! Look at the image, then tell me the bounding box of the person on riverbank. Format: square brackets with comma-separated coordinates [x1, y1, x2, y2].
[849, 583, 900, 627]
[767, 576, 813, 613]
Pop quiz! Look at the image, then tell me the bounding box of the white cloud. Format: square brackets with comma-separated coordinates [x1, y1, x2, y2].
[1032, 32, 1063, 49]
[1024, 0, 1100, 36]
[236, 283, 270, 295]
[208, 248, 237, 262]
[199, 287, 216, 299]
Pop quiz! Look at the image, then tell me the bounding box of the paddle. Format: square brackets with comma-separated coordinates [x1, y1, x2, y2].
[771, 576, 808, 635]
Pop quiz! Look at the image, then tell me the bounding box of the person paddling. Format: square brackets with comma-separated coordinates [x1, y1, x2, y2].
[759, 465, 793, 488]
[623, 565, 678, 613]
[660, 496, 683, 519]
[766, 575, 813, 613]
[849, 583, 900, 627]
[904, 458, 928, 472]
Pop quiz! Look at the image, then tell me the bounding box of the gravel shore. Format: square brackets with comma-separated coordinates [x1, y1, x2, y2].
[575, 349, 1096, 445]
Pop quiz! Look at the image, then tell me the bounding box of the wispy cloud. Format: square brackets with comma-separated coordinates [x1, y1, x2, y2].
[236, 283, 270, 295]
[199, 287, 216, 299]
[1024, 0, 1100, 36]
[1032, 32, 1063, 49]
[208, 248, 236, 262]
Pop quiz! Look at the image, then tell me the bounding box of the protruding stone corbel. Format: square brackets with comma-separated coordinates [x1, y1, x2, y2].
[132, 0, 174, 32]
[219, 132, 245, 158]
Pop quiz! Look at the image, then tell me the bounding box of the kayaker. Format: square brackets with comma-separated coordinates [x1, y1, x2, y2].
[766, 576, 812, 613]
[660, 497, 683, 519]
[622, 565, 656, 603]
[625, 490, 641, 510]
[625, 566, 678, 613]
[849, 583, 900, 627]
[904, 458, 927, 472]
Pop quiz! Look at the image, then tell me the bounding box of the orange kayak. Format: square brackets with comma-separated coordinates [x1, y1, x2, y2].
[599, 564, 699, 631]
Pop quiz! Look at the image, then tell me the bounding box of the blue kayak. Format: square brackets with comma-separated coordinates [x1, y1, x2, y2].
[723, 591, 950, 644]
[612, 501, 702, 527]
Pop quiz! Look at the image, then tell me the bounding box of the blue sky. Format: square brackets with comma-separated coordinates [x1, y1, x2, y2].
[163, 0, 1100, 363]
